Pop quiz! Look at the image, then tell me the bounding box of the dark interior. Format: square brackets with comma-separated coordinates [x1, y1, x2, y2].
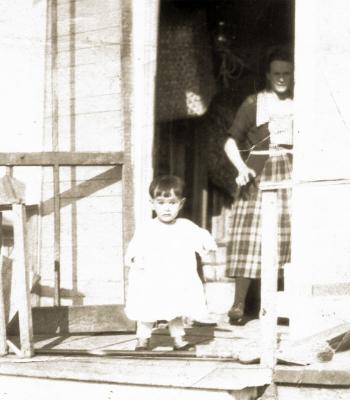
[154, 0, 294, 317]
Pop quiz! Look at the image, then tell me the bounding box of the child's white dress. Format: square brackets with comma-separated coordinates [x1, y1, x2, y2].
[125, 218, 217, 322]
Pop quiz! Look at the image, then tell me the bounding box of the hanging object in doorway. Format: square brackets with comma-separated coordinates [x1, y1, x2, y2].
[156, 4, 217, 122]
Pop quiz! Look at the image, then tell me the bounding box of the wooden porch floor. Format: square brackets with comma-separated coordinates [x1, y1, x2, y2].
[1, 321, 350, 391]
[0, 321, 273, 391]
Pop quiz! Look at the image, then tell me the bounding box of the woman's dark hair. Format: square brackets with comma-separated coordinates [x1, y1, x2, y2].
[149, 175, 185, 199]
[265, 45, 293, 73]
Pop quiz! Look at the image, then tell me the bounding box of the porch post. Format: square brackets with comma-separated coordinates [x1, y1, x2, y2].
[12, 204, 34, 357]
[260, 188, 278, 369]
[130, 0, 160, 227]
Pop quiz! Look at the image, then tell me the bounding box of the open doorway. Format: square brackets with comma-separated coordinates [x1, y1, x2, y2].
[154, 0, 294, 319]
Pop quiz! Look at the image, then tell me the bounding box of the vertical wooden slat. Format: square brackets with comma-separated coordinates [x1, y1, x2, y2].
[53, 165, 61, 307]
[201, 187, 209, 229]
[68, 0, 78, 305]
[50, 0, 58, 152]
[12, 204, 34, 358]
[121, 1, 135, 306]
[51, 0, 61, 307]
[0, 212, 2, 255]
[192, 129, 208, 227]
[26, 206, 40, 307]
[0, 255, 8, 356]
[260, 189, 278, 369]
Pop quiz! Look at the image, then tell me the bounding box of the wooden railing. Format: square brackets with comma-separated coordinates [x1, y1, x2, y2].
[0, 202, 34, 357]
[259, 177, 350, 369]
[0, 152, 126, 358]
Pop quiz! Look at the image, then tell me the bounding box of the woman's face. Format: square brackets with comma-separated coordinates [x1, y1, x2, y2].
[266, 60, 293, 96]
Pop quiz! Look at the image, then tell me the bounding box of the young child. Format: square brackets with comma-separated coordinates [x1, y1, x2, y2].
[125, 175, 217, 351]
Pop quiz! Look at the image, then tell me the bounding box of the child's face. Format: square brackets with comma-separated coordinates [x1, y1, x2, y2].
[151, 190, 185, 223]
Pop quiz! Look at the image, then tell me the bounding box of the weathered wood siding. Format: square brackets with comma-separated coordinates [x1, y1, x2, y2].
[0, 1, 125, 306]
[42, 0, 124, 306]
[294, 0, 350, 182]
[290, 0, 350, 338]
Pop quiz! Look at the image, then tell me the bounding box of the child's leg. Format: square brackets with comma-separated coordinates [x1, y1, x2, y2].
[135, 321, 153, 350]
[136, 321, 154, 339]
[168, 317, 185, 338]
[169, 317, 194, 350]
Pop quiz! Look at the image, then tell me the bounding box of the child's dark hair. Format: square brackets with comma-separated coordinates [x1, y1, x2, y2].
[149, 175, 185, 199]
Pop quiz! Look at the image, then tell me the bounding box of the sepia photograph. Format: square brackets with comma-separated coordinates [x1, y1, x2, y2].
[0, 0, 349, 399]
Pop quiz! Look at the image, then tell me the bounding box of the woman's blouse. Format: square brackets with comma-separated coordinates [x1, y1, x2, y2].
[228, 91, 293, 153]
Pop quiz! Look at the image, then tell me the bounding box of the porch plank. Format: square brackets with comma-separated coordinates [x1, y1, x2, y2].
[275, 351, 350, 386]
[0, 355, 271, 391]
[7, 305, 135, 335]
[191, 366, 272, 391]
[32, 335, 92, 349]
[34, 334, 136, 351]
[0, 374, 252, 400]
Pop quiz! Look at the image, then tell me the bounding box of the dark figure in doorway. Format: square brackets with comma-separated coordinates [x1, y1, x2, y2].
[224, 46, 294, 323]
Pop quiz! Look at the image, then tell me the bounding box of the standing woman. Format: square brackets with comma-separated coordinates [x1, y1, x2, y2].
[224, 47, 294, 322]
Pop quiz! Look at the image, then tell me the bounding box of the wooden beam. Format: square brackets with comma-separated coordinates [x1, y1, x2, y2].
[50, 0, 59, 153]
[12, 204, 34, 357]
[0, 256, 8, 356]
[50, 0, 61, 307]
[260, 190, 278, 369]
[0, 152, 124, 166]
[121, 0, 135, 306]
[193, 129, 208, 228]
[53, 164, 61, 307]
[6, 339, 21, 357]
[36, 348, 197, 359]
[0, 212, 2, 253]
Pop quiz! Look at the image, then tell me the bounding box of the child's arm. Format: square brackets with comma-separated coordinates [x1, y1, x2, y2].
[200, 249, 217, 282]
[197, 228, 218, 282]
[199, 228, 218, 253]
[125, 235, 146, 271]
[201, 249, 217, 265]
[124, 233, 140, 269]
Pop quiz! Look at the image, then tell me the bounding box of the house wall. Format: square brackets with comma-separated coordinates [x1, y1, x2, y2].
[0, 0, 126, 307]
[290, 0, 350, 338]
[42, 0, 125, 306]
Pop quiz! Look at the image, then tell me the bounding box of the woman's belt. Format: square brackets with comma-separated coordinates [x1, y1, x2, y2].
[250, 144, 293, 156]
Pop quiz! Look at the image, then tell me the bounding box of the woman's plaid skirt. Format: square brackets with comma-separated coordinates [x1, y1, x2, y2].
[226, 152, 292, 279]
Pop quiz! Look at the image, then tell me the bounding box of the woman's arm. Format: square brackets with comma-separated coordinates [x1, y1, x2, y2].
[224, 136, 256, 186]
[225, 96, 257, 186]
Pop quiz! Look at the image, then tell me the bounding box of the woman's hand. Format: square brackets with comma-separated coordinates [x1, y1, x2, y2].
[224, 138, 256, 187]
[236, 165, 256, 186]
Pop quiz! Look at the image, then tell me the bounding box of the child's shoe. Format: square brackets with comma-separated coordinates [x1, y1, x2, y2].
[135, 338, 150, 351]
[173, 336, 194, 351]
